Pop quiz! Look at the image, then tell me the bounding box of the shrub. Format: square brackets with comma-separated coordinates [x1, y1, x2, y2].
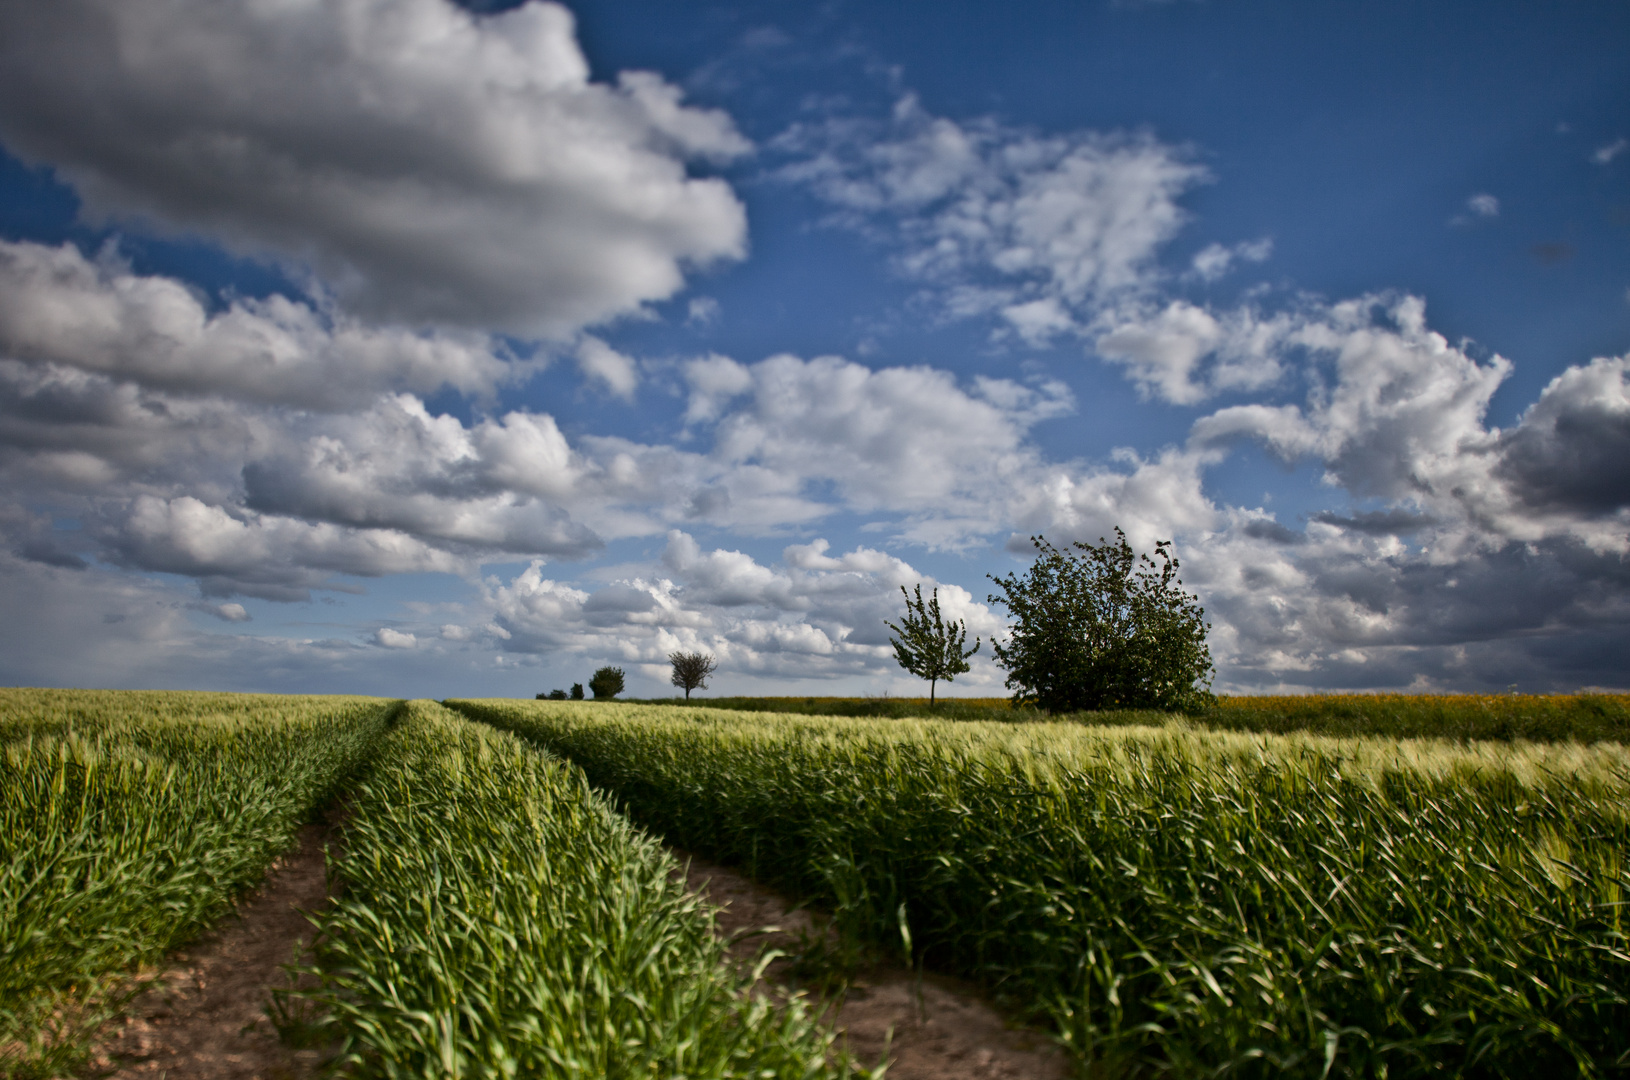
[988, 530, 1213, 712]
[588, 666, 625, 700]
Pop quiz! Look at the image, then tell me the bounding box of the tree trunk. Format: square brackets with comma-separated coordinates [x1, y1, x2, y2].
[930, 678, 936, 707]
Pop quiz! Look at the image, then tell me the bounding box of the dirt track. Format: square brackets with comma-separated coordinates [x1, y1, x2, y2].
[90, 824, 335, 1080]
[676, 852, 1069, 1080]
[85, 829, 1065, 1080]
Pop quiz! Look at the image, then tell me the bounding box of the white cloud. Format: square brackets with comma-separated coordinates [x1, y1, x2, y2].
[1094, 300, 1288, 404]
[1189, 237, 1273, 281]
[113, 495, 465, 601]
[373, 627, 417, 649]
[0, 0, 749, 336]
[0, 320, 1190, 604]
[1593, 137, 1628, 165]
[1466, 193, 1500, 217]
[241, 395, 601, 557]
[1185, 294, 1630, 554]
[211, 602, 250, 623]
[0, 354, 611, 585]
[1188, 295, 1512, 504]
[575, 336, 640, 400]
[0, 240, 517, 407]
[693, 353, 1073, 541]
[1001, 298, 1076, 345]
[778, 94, 1204, 322]
[1006, 446, 1222, 555]
[686, 297, 721, 326]
[682, 354, 756, 423]
[0, 360, 246, 496]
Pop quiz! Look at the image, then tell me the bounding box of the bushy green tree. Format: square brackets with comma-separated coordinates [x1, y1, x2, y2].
[587, 666, 625, 700]
[885, 584, 980, 706]
[569, 683, 584, 700]
[987, 530, 1214, 713]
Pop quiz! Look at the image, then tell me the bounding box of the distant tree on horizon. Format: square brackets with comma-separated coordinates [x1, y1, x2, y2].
[588, 666, 625, 700]
[669, 651, 717, 700]
[885, 584, 980, 706]
[570, 683, 584, 700]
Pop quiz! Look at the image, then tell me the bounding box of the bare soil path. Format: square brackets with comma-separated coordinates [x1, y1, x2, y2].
[87, 824, 336, 1080]
[77, 827, 1064, 1080]
[675, 852, 1070, 1080]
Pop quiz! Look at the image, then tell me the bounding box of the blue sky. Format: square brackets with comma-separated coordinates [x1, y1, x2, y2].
[0, 0, 1625, 698]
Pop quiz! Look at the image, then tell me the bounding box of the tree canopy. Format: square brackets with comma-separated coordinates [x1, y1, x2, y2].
[885, 584, 980, 706]
[587, 666, 625, 700]
[668, 651, 717, 700]
[987, 530, 1214, 713]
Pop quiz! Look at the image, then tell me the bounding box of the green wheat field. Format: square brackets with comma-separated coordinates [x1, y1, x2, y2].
[4, 688, 1628, 1077]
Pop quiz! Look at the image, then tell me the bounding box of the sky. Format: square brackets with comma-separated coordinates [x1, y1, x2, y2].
[0, 0, 1626, 700]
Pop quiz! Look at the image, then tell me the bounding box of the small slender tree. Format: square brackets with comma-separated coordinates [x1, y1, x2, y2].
[885, 584, 980, 706]
[588, 666, 625, 700]
[569, 683, 584, 700]
[668, 651, 717, 700]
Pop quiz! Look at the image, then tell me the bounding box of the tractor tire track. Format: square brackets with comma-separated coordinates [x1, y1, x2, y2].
[89, 824, 337, 1080]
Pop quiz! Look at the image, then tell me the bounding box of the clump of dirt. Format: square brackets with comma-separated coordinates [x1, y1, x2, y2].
[87, 824, 337, 1080]
[675, 853, 1069, 1080]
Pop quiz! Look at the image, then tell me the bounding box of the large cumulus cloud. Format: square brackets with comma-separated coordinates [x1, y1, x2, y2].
[0, 0, 749, 334]
[1495, 356, 1630, 519]
[0, 240, 515, 407]
[1153, 297, 1630, 691]
[1188, 295, 1630, 554]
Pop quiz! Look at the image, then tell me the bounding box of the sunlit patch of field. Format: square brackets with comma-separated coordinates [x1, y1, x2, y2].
[639, 691, 1630, 742]
[1204, 691, 1630, 742]
[454, 698, 1630, 1075]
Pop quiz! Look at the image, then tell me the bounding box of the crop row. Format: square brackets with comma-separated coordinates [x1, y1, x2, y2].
[451, 700, 1630, 1078]
[0, 689, 397, 1077]
[289, 700, 854, 1079]
[640, 692, 1630, 743]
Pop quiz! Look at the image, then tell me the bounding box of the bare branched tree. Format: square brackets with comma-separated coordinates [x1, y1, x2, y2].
[668, 651, 717, 700]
